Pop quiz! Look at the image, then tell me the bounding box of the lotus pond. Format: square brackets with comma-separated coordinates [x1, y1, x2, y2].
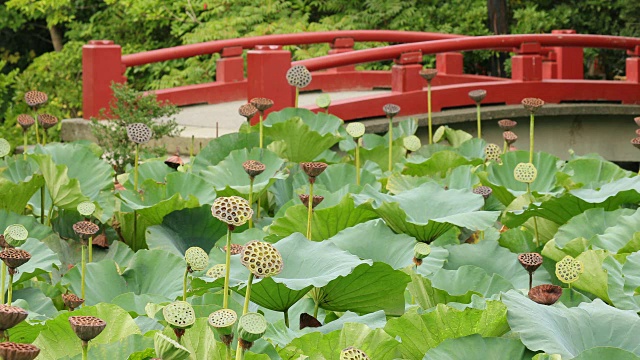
[2, 102, 640, 360]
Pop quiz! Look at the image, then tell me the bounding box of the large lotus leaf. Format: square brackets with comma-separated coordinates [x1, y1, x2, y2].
[265, 108, 343, 134]
[446, 164, 481, 190]
[433, 125, 473, 147]
[111, 292, 172, 317]
[291, 163, 378, 193]
[191, 131, 261, 172]
[122, 249, 184, 299]
[32, 303, 140, 360]
[43, 235, 134, 271]
[125, 160, 174, 189]
[201, 147, 286, 197]
[603, 251, 640, 311]
[354, 182, 500, 243]
[571, 176, 640, 204]
[269, 194, 378, 241]
[554, 208, 640, 252]
[502, 290, 640, 358]
[146, 205, 228, 255]
[559, 158, 631, 190]
[407, 272, 477, 309]
[13, 287, 59, 320]
[9, 237, 61, 285]
[279, 322, 401, 360]
[456, 138, 488, 160]
[30, 153, 89, 209]
[357, 137, 406, 172]
[384, 301, 509, 359]
[0, 173, 43, 213]
[63, 334, 154, 360]
[386, 174, 433, 195]
[244, 233, 370, 312]
[429, 265, 515, 299]
[162, 317, 228, 360]
[502, 194, 608, 228]
[316, 262, 410, 316]
[62, 259, 129, 305]
[34, 142, 113, 199]
[263, 116, 341, 163]
[572, 347, 640, 360]
[403, 150, 479, 178]
[0, 209, 54, 240]
[423, 334, 533, 360]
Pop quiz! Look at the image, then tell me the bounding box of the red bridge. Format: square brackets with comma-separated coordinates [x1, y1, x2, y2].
[83, 30, 640, 123]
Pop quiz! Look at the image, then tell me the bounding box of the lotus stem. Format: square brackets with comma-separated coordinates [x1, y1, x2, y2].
[7, 271, 14, 305]
[527, 183, 540, 248]
[295, 88, 299, 108]
[503, 139, 508, 154]
[183, 266, 189, 301]
[88, 236, 93, 263]
[529, 113, 534, 163]
[242, 272, 254, 315]
[0, 263, 5, 304]
[306, 182, 314, 240]
[226, 346, 231, 360]
[42, 130, 47, 145]
[81, 341, 88, 360]
[388, 118, 393, 172]
[134, 143, 140, 192]
[284, 309, 289, 328]
[46, 201, 54, 227]
[259, 113, 264, 149]
[223, 227, 232, 308]
[22, 131, 27, 161]
[476, 103, 482, 139]
[40, 185, 45, 224]
[313, 297, 319, 319]
[257, 196, 262, 219]
[355, 138, 361, 186]
[81, 244, 86, 300]
[33, 110, 40, 145]
[248, 179, 254, 229]
[235, 345, 245, 360]
[529, 272, 533, 291]
[190, 135, 194, 173]
[427, 83, 433, 144]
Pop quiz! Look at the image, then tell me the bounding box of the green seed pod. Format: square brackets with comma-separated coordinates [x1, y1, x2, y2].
[316, 94, 331, 109]
[163, 301, 196, 329]
[211, 196, 254, 227]
[403, 135, 422, 152]
[346, 122, 365, 138]
[208, 309, 237, 336]
[237, 312, 267, 344]
[555, 255, 583, 284]
[77, 201, 96, 217]
[484, 144, 502, 163]
[185, 247, 209, 271]
[0, 138, 10, 158]
[514, 162, 538, 183]
[206, 264, 226, 281]
[3, 225, 28, 247]
[340, 346, 370, 360]
[154, 332, 191, 360]
[413, 243, 431, 260]
[240, 241, 284, 278]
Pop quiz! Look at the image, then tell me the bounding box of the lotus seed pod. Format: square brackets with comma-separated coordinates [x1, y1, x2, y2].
[211, 196, 254, 227]
[163, 301, 196, 329]
[340, 346, 370, 360]
[636, 129, 640, 136]
[634, 117, 640, 127]
[16, 114, 35, 132]
[238, 103, 259, 120]
[62, 293, 85, 311]
[484, 144, 501, 163]
[126, 123, 153, 144]
[286, 65, 312, 88]
[68, 316, 107, 342]
[631, 137, 640, 150]
[382, 103, 400, 118]
[185, 247, 209, 271]
[522, 97, 545, 113]
[299, 194, 324, 209]
[77, 201, 96, 217]
[555, 255, 583, 284]
[237, 312, 267, 344]
[206, 264, 226, 280]
[316, 94, 331, 109]
[514, 162, 538, 183]
[0, 235, 11, 250]
[3, 225, 28, 248]
[37, 113, 58, 130]
[503, 130, 518, 145]
[300, 162, 328, 178]
[249, 98, 274, 113]
[208, 308, 237, 337]
[0, 342, 40, 360]
[24, 90, 48, 107]
[419, 68, 438, 82]
[154, 332, 191, 360]
[413, 242, 431, 260]
[468, 89, 487, 103]
[497, 119, 517, 131]
[0, 139, 10, 158]
[72, 221, 99, 241]
[165, 151, 184, 170]
[240, 240, 283, 278]
[345, 122, 365, 138]
[402, 135, 422, 152]
[243, 160, 266, 179]
[518, 253, 543, 273]
[472, 186, 493, 199]
[0, 305, 28, 331]
[223, 244, 243, 255]
[0, 249, 31, 271]
[528, 284, 562, 305]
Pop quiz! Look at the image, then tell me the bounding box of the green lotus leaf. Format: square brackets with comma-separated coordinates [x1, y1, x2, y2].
[43, 234, 134, 270]
[128, 160, 174, 188]
[403, 150, 478, 178]
[62, 334, 155, 360]
[571, 176, 640, 204]
[32, 303, 140, 360]
[423, 334, 533, 360]
[191, 132, 261, 173]
[433, 125, 473, 147]
[354, 182, 500, 243]
[62, 259, 128, 305]
[291, 163, 378, 193]
[111, 293, 173, 317]
[603, 251, 640, 311]
[429, 266, 515, 299]
[13, 287, 59, 321]
[571, 347, 640, 360]
[384, 301, 509, 359]
[356, 137, 406, 172]
[30, 153, 90, 209]
[162, 317, 226, 360]
[559, 157, 632, 190]
[385, 174, 434, 195]
[0, 174, 44, 214]
[0, 210, 53, 240]
[200, 147, 286, 197]
[407, 271, 477, 309]
[501, 290, 640, 358]
[265, 107, 343, 134]
[0, 138, 10, 157]
[9, 237, 61, 285]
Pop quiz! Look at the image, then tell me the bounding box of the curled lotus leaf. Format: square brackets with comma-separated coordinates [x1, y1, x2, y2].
[555, 255, 584, 284]
[514, 162, 537, 183]
[0, 138, 10, 158]
[346, 122, 365, 138]
[154, 332, 190, 359]
[185, 247, 209, 271]
[163, 301, 196, 329]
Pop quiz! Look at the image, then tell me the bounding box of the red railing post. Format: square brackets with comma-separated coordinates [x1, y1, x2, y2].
[216, 46, 245, 83]
[542, 51, 557, 79]
[511, 42, 542, 81]
[551, 30, 584, 79]
[391, 51, 423, 92]
[82, 40, 124, 119]
[627, 46, 640, 83]
[327, 38, 355, 72]
[247, 45, 294, 122]
[435, 52, 463, 74]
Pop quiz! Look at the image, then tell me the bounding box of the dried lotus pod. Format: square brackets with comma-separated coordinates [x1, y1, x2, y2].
[635, 117, 640, 127]
[484, 144, 502, 163]
[0, 305, 28, 332]
[636, 129, 640, 136]
[518, 253, 543, 273]
[472, 186, 493, 199]
[514, 162, 538, 183]
[555, 255, 583, 284]
[237, 312, 267, 348]
[206, 264, 226, 280]
[164, 151, 184, 170]
[0, 139, 9, 158]
[92, 231, 109, 248]
[238, 103, 259, 120]
[249, 98, 274, 113]
[16, 114, 35, 131]
[468, 89, 487, 103]
[154, 332, 191, 360]
[223, 244, 243, 255]
[240, 240, 283, 278]
[163, 301, 196, 332]
[300, 162, 327, 179]
[498, 119, 517, 130]
[62, 293, 85, 311]
[528, 284, 562, 305]
[382, 103, 400, 118]
[211, 196, 253, 228]
[522, 97, 545, 113]
[37, 113, 58, 130]
[72, 221, 99, 241]
[340, 346, 370, 360]
[24, 90, 48, 107]
[185, 247, 209, 271]
[503, 131, 518, 145]
[126, 123, 153, 144]
[0, 249, 31, 271]
[413, 242, 431, 266]
[0, 235, 11, 250]
[631, 137, 640, 150]
[403, 135, 421, 152]
[286, 65, 312, 88]
[3, 225, 28, 248]
[298, 194, 324, 209]
[68, 316, 106, 342]
[208, 308, 237, 343]
[0, 342, 40, 360]
[77, 201, 96, 217]
[346, 122, 365, 138]
[419, 68, 438, 82]
[243, 160, 266, 179]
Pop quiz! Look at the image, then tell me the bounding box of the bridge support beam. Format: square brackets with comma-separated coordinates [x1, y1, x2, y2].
[512, 43, 542, 81]
[216, 46, 244, 83]
[392, 51, 423, 92]
[551, 30, 584, 79]
[327, 38, 355, 73]
[82, 40, 125, 119]
[436, 52, 463, 74]
[627, 46, 640, 83]
[247, 45, 294, 122]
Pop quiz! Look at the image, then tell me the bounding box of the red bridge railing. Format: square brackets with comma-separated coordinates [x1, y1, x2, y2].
[83, 30, 640, 121]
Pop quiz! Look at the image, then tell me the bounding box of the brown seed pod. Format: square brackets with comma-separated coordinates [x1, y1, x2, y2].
[238, 103, 259, 120]
[0, 342, 40, 360]
[24, 90, 48, 107]
[631, 137, 640, 150]
[497, 119, 517, 131]
[69, 316, 107, 342]
[635, 129, 640, 136]
[0, 235, 13, 250]
[382, 103, 401, 118]
[223, 243, 243, 255]
[503, 131, 518, 145]
[126, 123, 153, 144]
[211, 196, 254, 227]
[72, 221, 100, 240]
[518, 253, 543, 273]
[419, 68, 438, 82]
[300, 162, 327, 178]
[249, 98, 274, 113]
[37, 114, 58, 130]
[0, 249, 31, 270]
[0, 305, 28, 331]
[522, 98, 545, 113]
[468, 89, 487, 103]
[16, 114, 35, 131]
[243, 160, 266, 179]
[528, 284, 562, 305]
[286, 65, 312, 88]
[634, 117, 640, 127]
[298, 194, 324, 208]
[62, 293, 85, 311]
[472, 186, 493, 199]
[240, 240, 283, 278]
